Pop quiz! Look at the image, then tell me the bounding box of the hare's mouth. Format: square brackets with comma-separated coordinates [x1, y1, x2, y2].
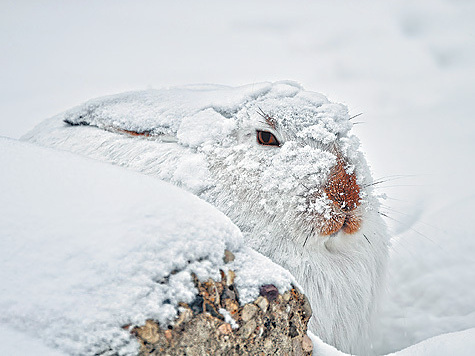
[320, 209, 361, 236]
[319, 156, 362, 236]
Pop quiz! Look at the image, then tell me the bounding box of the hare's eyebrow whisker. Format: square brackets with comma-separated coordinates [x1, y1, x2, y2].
[257, 107, 277, 130]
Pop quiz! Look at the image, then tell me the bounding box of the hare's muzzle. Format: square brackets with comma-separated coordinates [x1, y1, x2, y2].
[320, 158, 362, 236]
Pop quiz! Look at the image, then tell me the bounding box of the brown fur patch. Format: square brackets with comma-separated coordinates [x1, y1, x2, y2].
[320, 157, 362, 235]
[116, 128, 152, 137]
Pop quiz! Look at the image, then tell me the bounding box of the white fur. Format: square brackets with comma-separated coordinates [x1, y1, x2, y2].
[22, 82, 389, 354]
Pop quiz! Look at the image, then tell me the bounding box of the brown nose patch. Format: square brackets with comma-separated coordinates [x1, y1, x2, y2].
[324, 158, 361, 213]
[319, 157, 362, 236]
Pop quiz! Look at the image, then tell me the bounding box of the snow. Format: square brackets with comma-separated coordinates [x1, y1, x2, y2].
[375, 196, 475, 353]
[0, 137, 295, 355]
[0, 324, 64, 356]
[219, 309, 239, 330]
[387, 328, 475, 356]
[1, 0, 475, 354]
[308, 328, 475, 356]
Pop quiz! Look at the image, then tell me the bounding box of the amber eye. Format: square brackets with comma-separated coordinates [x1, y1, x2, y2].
[256, 130, 280, 146]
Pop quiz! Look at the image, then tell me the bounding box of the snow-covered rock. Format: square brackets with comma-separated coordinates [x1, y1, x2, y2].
[0, 137, 295, 355]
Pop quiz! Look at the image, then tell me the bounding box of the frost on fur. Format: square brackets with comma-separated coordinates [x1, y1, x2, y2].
[22, 81, 389, 354]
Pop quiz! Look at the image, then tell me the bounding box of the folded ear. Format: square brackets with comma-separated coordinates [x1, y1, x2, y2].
[115, 128, 152, 137]
[60, 90, 177, 137]
[64, 119, 152, 138]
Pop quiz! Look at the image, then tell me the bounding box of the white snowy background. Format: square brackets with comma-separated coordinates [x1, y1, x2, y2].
[1, 0, 474, 355]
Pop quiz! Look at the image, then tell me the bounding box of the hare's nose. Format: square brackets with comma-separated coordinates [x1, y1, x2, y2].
[324, 158, 361, 212]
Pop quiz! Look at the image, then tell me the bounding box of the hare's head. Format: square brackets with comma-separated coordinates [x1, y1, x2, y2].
[199, 87, 380, 251]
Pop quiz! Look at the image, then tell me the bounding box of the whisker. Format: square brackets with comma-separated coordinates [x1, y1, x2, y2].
[363, 234, 371, 245]
[379, 195, 410, 202]
[363, 175, 414, 188]
[256, 107, 277, 129]
[378, 211, 437, 245]
[372, 184, 423, 189]
[349, 113, 363, 120]
[296, 180, 311, 191]
[303, 226, 315, 248]
[376, 174, 418, 179]
[256, 106, 267, 119]
[379, 204, 447, 233]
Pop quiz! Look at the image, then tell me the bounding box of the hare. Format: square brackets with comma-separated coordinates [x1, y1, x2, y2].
[23, 81, 389, 354]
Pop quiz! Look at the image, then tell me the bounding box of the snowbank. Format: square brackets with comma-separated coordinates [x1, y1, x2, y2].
[0, 137, 295, 355]
[375, 195, 475, 353]
[308, 328, 475, 356]
[0, 324, 64, 356]
[387, 328, 475, 356]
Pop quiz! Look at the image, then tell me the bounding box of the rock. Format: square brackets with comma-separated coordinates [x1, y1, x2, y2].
[301, 294, 313, 319]
[226, 270, 235, 286]
[174, 307, 192, 328]
[133, 320, 160, 345]
[255, 296, 269, 313]
[241, 304, 258, 322]
[132, 270, 313, 355]
[302, 334, 313, 353]
[264, 338, 273, 349]
[223, 298, 239, 315]
[292, 336, 304, 356]
[259, 284, 279, 302]
[239, 319, 257, 339]
[223, 249, 235, 263]
[218, 323, 232, 335]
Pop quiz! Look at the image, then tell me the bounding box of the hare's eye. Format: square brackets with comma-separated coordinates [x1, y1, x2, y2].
[257, 130, 280, 146]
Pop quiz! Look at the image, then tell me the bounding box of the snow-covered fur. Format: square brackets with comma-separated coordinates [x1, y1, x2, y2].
[22, 81, 389, 354]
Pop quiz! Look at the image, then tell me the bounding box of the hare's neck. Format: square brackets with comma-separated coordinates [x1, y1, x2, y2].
[242, 225, 386, 355]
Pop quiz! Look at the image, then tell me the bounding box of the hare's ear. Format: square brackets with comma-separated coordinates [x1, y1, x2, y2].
[61, 91, 182, 142]
[64, 118, 178, 142]
[63, 106, 98, 128]
[64, 119, 153, 138]
[64, 118, 90, 127]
